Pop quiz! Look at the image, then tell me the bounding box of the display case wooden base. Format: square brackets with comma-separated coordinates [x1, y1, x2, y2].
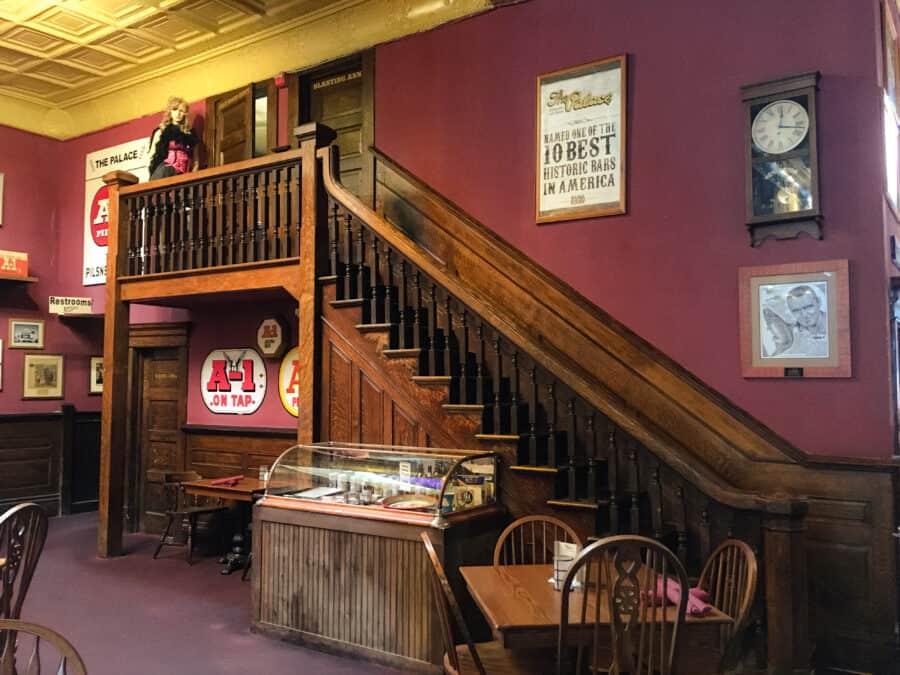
[251, 499, 503, 673]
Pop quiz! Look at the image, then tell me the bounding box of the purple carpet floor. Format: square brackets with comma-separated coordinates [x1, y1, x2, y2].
[21, 512, 406, 675]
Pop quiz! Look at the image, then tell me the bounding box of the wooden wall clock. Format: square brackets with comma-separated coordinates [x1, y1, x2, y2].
[741, 72, 821, 247]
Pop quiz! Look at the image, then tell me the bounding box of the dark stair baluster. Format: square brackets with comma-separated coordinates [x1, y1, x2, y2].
[213, 178, 224, 267]
[546, 383, 558, 467]
[343, 212, 354, 299]
[196, 182, 208, 268]
[328, 202, 339, 278]
[165, 191, 176, 271]
[397, 260, 410, 348]
[235, 175, 246, 265]
[368, 233, 381, 323]
[383, 248, 396, 336]
[674, 483, 688, 565]
[458, 309, 471, 403]
[175, 186, 187, 270]
[126, 197, 137, 275]
[527, 367, 540, 465]
[184, 184, 196, 269]
[492, 335, 504, 434]
[566, 399, 578, 500]
[268, 167, 279, 260]
[649, 461, 664, 540]
[607, 424, 619, 534]
[627, 440, 640, 533]
[699, 499, 711, 564]
[412, 270, 424, 352]
[290, 165, 301, 257]
[148, 193, 159, 274]
[277, 167, 289, 259]
[475, 323, 487, 405]
[442, 294, 454, 379]
[354, 221, 366, 301]
[425, 282, 439, 374]
[585, 414, 598, 502]
[509, 352, 521, 434]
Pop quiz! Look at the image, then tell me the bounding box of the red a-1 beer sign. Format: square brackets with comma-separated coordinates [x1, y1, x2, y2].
[200, 348, 267, 414]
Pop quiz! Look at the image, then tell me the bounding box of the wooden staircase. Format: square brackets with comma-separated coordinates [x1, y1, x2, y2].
[98, 125, 899, 674]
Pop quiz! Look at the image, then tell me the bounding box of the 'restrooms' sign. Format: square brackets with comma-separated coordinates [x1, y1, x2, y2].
[200, 348, 267, 414]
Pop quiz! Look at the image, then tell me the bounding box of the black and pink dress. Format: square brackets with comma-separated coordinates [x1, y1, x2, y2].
[149, 124, 198, 179]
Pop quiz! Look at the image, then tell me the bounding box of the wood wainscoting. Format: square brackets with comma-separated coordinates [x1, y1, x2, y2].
[0, 405, 100, 516]
[184, 425, 297, 479]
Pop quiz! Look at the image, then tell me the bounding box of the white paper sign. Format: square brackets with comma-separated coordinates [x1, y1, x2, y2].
[83, 138, 149, 286]
[48, 296, 93, 315]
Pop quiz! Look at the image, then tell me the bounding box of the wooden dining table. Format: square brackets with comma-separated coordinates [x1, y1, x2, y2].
[182, 476, 267, 574]
[459, 564, 733, 674]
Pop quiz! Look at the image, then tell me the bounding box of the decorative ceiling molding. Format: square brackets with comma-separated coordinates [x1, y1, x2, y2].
[0, 0, 493, 140]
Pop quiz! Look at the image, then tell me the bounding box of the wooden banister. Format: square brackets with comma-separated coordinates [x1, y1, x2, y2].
[319, 144, 790, 513]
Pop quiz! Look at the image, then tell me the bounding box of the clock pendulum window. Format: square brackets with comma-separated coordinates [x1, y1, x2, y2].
[741, 72, 821, 247]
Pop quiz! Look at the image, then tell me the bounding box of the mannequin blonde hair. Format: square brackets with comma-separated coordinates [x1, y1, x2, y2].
[158, 96, 191, 133]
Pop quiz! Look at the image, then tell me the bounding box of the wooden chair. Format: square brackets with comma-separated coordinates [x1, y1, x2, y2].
[558, 535, 689, 675]
[697, 539, 758, 668]
[152, 471, 227, 565]
[493, 515, 582, 566]
[420, 532, 555, 675]
[0, 619, 87, 675]
[0, 503, 48, 621]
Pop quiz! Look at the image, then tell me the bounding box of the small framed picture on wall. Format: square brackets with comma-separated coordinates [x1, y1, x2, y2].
[23, 353, 64, 399]
[739, 259, 850, 378]
[90, 356, 103, 394]
[9, 318, 44, 349]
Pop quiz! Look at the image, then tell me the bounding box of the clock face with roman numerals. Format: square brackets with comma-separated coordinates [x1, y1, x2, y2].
[751, 99, 810, 155]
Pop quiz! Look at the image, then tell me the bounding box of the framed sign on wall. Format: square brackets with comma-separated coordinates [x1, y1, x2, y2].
[739, 259, 850, 378]
[536, 54, 626, 223]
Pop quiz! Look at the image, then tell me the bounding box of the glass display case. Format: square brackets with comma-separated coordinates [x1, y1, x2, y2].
[263, 442, 498, 526]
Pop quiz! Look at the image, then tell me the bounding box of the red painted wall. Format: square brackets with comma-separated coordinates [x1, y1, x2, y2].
[186, 299, 297, 429]
[375, 0, 890, 457]
[0, 126, 81, 413]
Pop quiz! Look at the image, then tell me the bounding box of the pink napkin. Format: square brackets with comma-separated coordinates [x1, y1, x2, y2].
[210, 474, 244, 486]
[641, 578, 712, 616]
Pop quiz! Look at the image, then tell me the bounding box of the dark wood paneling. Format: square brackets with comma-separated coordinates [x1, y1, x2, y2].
[70, 411, 100, 513]
[0, 412, 64, 515]
[359, 371, 383, 444]
[184, 426, 295, 478]
[325, 341, 353, 442]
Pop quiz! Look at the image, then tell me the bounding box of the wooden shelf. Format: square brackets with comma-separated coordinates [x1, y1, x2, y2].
[57, 313, 104, 321]
[0, 274, 37, 283]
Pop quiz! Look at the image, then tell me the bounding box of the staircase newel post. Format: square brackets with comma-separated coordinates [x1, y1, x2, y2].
[761, 500, 811, 674]
[296, 123, 336, 445]
[98, 170, 139, 558]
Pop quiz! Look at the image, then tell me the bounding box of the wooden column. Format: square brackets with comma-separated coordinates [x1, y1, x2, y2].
[762, 501, 811, 674]
[295, 123, 336, 444]
[97, 170, 138, 558]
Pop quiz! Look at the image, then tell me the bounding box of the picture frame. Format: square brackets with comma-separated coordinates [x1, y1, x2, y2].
[536, 54, 627, 224]
[23, 353, 63, 399]
[89, 356, 103, 394]
[9, 318, 44, 349]
[739, 259, 850, 378]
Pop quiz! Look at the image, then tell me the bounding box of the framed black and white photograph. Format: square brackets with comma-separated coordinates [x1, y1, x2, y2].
[90, 356, 103, 394]
[536, 54, 626, 224]
[23, 353, 63, 399]
[9, 318, 44, 349]
[739, 259, 850, 377]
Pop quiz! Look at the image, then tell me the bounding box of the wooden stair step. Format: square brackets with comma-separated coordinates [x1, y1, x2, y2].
[509, 465, 560, 474]
[384, 348, 421, 359]
[547, 499, 606, 510]
[411, 375, 452, 386]
[475, 433, 519, 442]
[443, 404, 484, 414]
[331, 298, 364, 308]
[356, 322, 392, 333]
[318, 275, 338, 284]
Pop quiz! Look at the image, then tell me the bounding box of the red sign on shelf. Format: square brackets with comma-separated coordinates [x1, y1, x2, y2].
[0, 250, 28, 278]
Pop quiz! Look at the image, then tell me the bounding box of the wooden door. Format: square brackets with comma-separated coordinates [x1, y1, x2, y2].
[206, 85, 253, 167]
[135, 346, 188, 533]
[300, 53, 373, 201]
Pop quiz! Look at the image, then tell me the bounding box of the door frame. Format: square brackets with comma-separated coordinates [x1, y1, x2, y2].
[124, 323, 190, 533]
